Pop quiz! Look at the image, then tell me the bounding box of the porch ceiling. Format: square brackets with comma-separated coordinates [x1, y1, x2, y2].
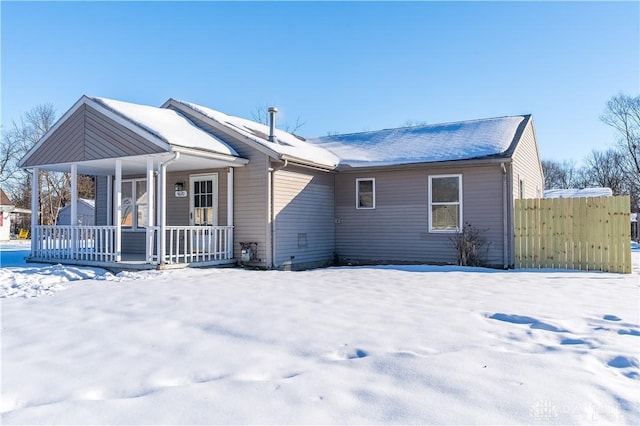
[31, 152, 247, 176]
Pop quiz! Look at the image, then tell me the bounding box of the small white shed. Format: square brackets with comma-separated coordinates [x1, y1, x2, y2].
[0, 188, 15, 241]
[57, 198, 95, 226]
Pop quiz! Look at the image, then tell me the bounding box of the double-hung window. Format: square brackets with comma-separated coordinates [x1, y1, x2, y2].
[429, 174, 462, 232]
[121, 179, 148, 230]
[356, 178, 375, 209]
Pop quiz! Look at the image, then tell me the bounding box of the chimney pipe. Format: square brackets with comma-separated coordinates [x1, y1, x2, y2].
[268, 106, 278, 143]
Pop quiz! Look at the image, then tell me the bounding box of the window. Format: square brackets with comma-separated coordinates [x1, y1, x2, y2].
[429, 174, 462, 232]
[356, 178, 375, 209]
[120, 179, 148, 230]
[519, 178, 525, 199]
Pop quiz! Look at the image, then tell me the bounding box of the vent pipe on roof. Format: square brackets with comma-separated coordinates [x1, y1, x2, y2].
[268, 106, 278, 143]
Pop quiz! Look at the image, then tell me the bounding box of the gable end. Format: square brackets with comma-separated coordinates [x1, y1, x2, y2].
[21, 102, 167, 168]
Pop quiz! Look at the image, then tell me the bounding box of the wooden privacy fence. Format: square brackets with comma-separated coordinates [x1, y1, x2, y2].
[514, 196, 631, 274]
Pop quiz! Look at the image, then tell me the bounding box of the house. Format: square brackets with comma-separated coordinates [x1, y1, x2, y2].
[0, 188, 15, 241]
[18, 95, 543, 270]
[57, 198, 95, 226]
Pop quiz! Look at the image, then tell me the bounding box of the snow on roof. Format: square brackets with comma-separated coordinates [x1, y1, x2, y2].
[60, 199, 95, 210]
[307, 116, 527, 168]
[173, 101, 340, 168]
[81, 198, 95, 208]
[91, 97, 239, 157]
[543, 188, 613, 199]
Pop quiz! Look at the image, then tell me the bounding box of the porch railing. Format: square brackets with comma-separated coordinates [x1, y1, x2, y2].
[31, 225, 117, 263]
[30, 225, 233, 266]
[158, 226, 233, 264]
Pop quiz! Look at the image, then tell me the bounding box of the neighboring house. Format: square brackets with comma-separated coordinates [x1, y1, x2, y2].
[18, 95, 543, 270]
[0, 188, 15, 241]
[57, 199, 95, 226]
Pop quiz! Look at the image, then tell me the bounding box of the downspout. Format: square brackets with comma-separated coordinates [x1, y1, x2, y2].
[269, 159, 288, 269]
[157, 151, 180, 266]
[501, 162, 508, 269]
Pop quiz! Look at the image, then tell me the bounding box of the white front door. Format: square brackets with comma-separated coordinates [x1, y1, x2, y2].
[190, 173, 218, 227]
[190, 173, 218, 254]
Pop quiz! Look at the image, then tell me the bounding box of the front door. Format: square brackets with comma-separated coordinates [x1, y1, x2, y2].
[190, 173, 218, 254]
[190, 173, 218, 227]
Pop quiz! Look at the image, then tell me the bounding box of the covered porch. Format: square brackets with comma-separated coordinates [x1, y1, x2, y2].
[28, 150, 247, 270]
[17, 95, 251, 270]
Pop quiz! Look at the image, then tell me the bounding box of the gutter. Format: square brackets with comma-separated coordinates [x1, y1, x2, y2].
[337, 157, 513, 173]
[279, 155, 338, 172]
[171, 146, 249, 166]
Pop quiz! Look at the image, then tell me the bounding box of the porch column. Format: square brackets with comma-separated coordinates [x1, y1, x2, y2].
[106, 175, 113, 225]
[30, 168, 39, 257]
[146, 158, 155, 263]
[227, 167, 234, 258]
[115, 159, 122, 262]
[70, 164, 78, 259]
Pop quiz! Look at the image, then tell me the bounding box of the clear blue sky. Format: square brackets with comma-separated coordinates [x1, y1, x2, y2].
[1, 1, 638, 163]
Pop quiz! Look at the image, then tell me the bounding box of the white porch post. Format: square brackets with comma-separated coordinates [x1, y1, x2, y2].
[157, 161, 166, 265]
[146, 158, 155, 262]
[115, 159, 122, 262]
[106, 175, 113, 225]
[70, 164, 78, 258]
[227, 167, 234, 258]
[30, 168, 39, 257]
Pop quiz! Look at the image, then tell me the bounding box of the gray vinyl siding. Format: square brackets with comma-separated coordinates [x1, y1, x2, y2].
[164, 169, 229, 226]
[23, 105, 165, 167]
[273, 166, 335, 269]
[233, 152, 269, 264]
[166, 102, 270, 266]
[512, 121, 544, 200]
[509, 120, 543, 266]
[334, 164, 506, 266]
[95, 176, 108, 226]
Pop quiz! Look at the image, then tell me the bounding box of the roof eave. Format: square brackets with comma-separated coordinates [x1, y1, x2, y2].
[336, 156, 513, 172]
[171, 146, 249, 166]
[278, 154, 338, 171]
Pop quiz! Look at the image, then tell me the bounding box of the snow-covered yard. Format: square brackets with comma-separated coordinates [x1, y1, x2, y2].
[1, 240, 639, 424]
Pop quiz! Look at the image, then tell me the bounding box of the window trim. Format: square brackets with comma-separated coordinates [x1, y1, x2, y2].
[428, 174, 462, 233]
[356, 178, 376, 210]
[119, 178, 148, 232]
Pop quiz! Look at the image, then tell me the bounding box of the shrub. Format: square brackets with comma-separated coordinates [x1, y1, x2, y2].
[449, 222, 491, 267]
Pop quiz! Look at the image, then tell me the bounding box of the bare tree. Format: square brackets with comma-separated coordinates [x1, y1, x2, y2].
[601, 94, 640, 187]
[251, 104, 306, 135]
[541, 159, 579, 189]
[580, 149, 627, 193]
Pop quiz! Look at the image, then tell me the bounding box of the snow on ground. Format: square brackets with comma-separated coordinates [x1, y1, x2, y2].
[1, 241, 639, 424]
[0, 241, 151, 298]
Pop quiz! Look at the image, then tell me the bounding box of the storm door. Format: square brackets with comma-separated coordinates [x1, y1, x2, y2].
[189, 173, 218, 255]
[190, 173, 218, 227]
